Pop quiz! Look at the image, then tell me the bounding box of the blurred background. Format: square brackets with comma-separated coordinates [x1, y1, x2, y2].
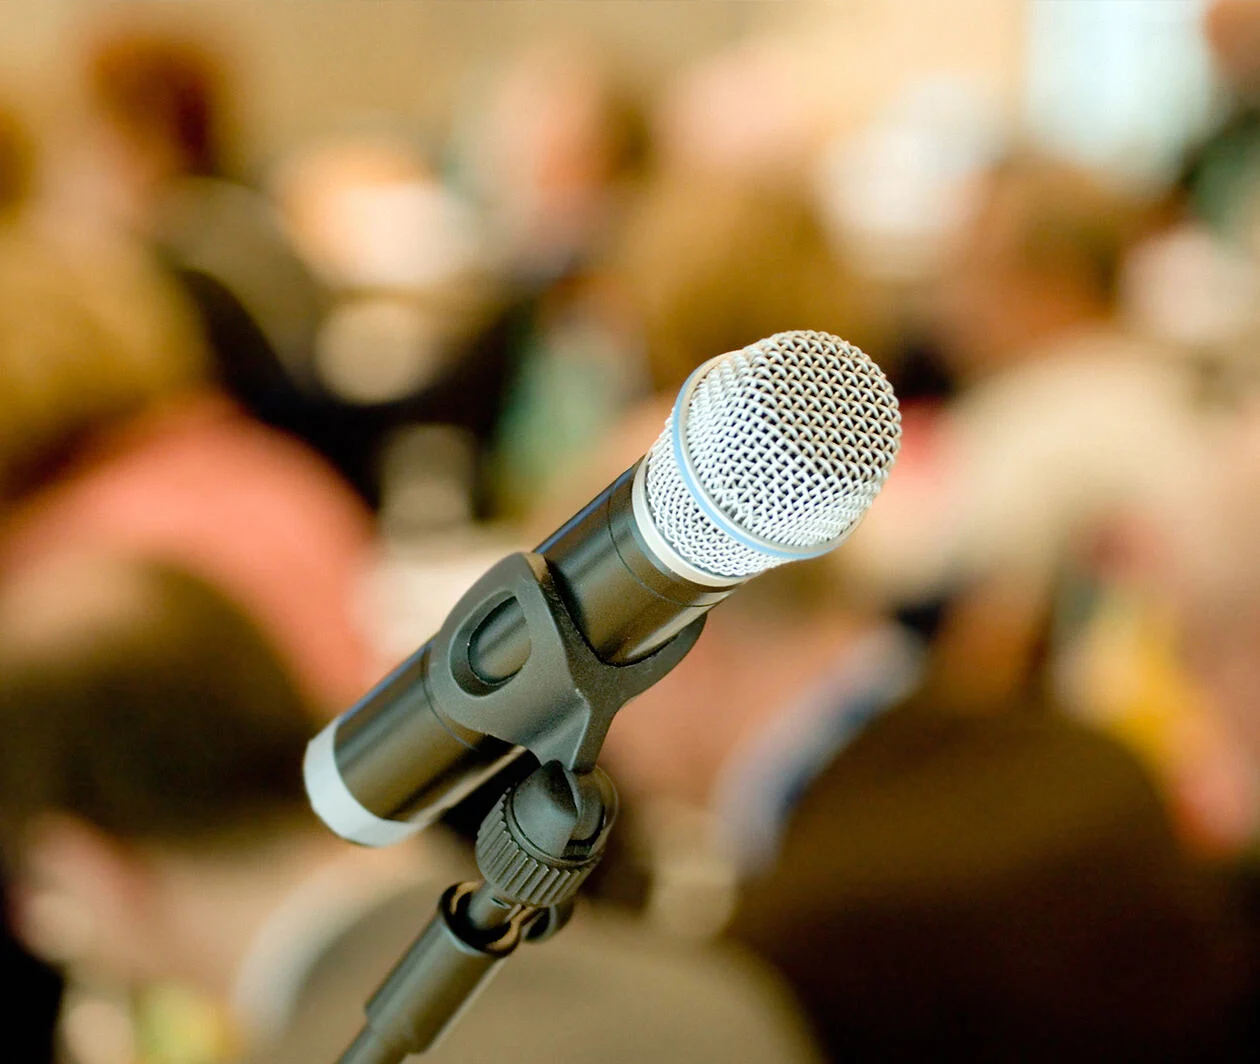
[2, 1, 1260, 1062]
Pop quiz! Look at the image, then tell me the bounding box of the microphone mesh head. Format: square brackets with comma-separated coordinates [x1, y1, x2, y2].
[644, 331, 900, 579]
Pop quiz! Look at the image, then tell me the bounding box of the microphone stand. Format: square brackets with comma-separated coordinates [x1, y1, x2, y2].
[333, 552, 705, 1063]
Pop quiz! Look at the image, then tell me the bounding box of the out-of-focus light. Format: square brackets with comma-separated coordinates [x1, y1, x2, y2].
[1122, 223, 1260, 347]
[62, 995, 136, 1064]
[326, 180, 481, 291]
[819, 77, 1000, 282]
[1025, 0, 1219, 189]
[314, 296, 444, 405]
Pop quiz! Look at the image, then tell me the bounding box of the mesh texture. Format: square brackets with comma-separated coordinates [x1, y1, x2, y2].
[644, 331, 900, 579]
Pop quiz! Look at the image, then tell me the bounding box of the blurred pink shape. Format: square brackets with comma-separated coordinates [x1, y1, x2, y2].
[0, 391, 375, 716]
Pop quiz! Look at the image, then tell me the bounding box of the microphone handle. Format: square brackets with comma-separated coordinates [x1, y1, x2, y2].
[312, 463, 733, 843]
[471, 463, 732, 681]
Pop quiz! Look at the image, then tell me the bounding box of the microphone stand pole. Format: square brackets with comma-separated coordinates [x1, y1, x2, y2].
[337, 762, 612, 1064]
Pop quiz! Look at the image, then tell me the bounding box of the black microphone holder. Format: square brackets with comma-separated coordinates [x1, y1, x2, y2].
[334, 551, 705, 1063]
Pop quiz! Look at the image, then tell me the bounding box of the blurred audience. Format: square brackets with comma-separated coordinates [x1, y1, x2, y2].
[0, 192, 374, 712]
[2, 5, 1260, 1062]
[70, 26, 426, 511]
[0, 91, 62, 1064]
[730, 682, 1257, 1062]
[0, 554, 822, 1064]
[616, 170, 893, 396]
[583, 105, 1260, 1064]
[449, 40, 653, 516]
[846, 157, 1210, 722]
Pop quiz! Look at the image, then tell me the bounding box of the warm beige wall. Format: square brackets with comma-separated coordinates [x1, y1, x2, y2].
[0, 2, 756, 158]
[0, 1, 1025, 164]
[770, 0, 1027, 134]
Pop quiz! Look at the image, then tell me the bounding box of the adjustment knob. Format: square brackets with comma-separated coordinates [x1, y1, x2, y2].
[475, 790, 599, 907]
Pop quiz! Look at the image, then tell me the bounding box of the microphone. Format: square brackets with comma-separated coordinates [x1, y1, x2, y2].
[305, 330, 901, 847]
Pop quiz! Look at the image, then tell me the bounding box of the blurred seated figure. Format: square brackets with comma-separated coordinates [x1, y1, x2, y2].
[843, 156, 1212, 736]
[729, 685, 1257, 1063]
[0, 110, 205, 503]
[0, 555, 821, 1064]
[447, 40, 654, 517]
[268, 130, 529, 526]
[0, 97, 64, 1064]
[849, 155, 1202, 602]
[455, 38, 646, 287]
[0, 94, 376, 711]
[81, 27, 323, 386]
[616, 170, 894, 400]
[0, 389, 376, 713]
[70, 24, 424, 507]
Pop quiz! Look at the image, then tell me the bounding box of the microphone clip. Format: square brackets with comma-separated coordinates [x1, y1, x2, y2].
[428, 550, 705, 772]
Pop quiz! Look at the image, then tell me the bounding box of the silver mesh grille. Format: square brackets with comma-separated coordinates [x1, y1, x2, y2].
[643, 331, 900, 579]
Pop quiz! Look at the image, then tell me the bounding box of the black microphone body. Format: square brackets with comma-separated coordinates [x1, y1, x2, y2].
[315, 462, 736, 844]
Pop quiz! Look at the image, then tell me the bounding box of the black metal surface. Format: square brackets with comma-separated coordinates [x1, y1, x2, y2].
[336, 760, 617, 1063]
[323, 463, 720, 827]
[471, 464, 733, 681]
[427, 551, 704, 772]
[335, 646, 519, 826]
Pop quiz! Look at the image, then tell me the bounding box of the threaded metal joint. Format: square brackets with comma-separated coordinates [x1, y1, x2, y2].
[475, 792, 598, 907]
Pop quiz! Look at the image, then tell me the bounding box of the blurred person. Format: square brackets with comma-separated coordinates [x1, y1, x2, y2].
[728, 671, 1257, 1062]
[454, 38, 646, 283]
[67, 23, 431, 510]
[614, 169, 895, 398]
[0, 121, 205, 505]
[1159, 406, 1260, 842]
[0, 101, 376, 711]
[0, 554, 822, 1064]
[444, 40, 655, 517]
[0, 96, 66, 1064]
[0, 385, 377, 713]
[269, 129, 534, 526]
[844, 156, 1207, 700]
[77, 24, 324, 375]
